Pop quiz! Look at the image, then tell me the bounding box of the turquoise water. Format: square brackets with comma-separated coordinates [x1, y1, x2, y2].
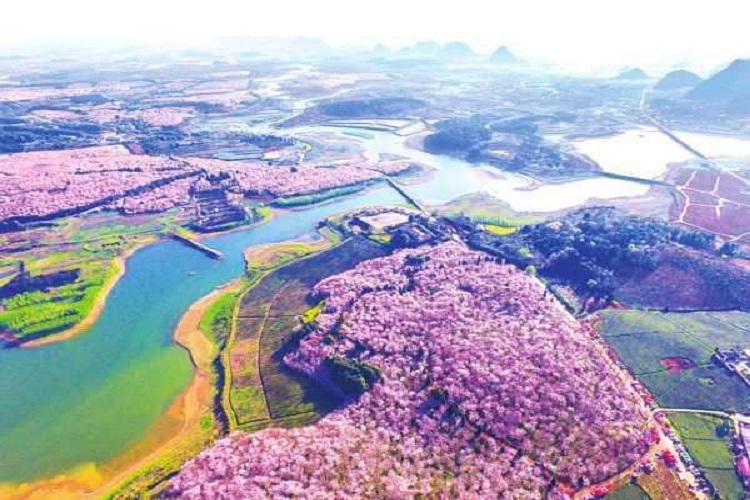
[0, 127, 648, 483]
[0, 187, 403, 483]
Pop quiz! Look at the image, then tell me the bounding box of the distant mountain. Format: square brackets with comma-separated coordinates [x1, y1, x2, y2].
[440, 41, 475, 59]
[400, 41, 441, 58]
[490, 46, 517, 64]
[617, 68, 648, 80]
[687, 59, 750, 103]
[371, 43, 392, 56]
[655, 70, 703, 91]
[288, 37, 329, 55]
[179, 48, 215, 59]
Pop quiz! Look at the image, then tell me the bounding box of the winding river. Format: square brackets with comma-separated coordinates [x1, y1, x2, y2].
[0, 128, 650, 484]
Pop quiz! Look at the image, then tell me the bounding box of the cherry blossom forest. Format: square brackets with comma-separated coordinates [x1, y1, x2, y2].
[0, 145, 412, 223]
[170, 242, 649, 498]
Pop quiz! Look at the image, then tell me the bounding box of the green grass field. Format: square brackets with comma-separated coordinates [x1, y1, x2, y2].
[433, 192, 545, 226]
[668, 413, 743, 500]
[600, 310, 682, 336]
[606, 331, 713, 375]
[641, 366, 750, 411]
[662, 312, 750, 350]
[245, 241, 326, 273]
[600, 310, 750, 412]
[0, 210, 179, 342]
[0, 259, 119, 340]
[606, 483, 650, 500]
[198, 291, 239, 348]
[227, 237, 390, 430]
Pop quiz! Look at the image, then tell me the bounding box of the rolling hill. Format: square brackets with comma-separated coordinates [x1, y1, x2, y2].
[655, 70, 703, 91]
[687, 59, 750, 102]
[490, 46, 517, 64]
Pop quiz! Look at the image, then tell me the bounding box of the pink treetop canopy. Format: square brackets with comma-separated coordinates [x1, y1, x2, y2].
[170, 242, 649, 498]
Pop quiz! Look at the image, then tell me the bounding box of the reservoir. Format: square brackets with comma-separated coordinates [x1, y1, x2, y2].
[0, 187, 403, 483]
[0, 128, 653, 483]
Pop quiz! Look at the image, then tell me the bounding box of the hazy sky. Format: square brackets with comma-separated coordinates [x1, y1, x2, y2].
[4, 0, 749, 67]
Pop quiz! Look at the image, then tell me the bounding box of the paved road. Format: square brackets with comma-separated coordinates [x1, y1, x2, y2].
[639, 88, 712, 163]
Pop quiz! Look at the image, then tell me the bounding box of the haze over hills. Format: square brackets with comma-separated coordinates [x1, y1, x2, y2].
[371, 43, 392, 56]
[490, 46, 517, 64]
[6, 17, 750, 499]
[655, 69, 703, 91]
[688, 59, 750, 103]
[289, 37, 329, 54]
[439, 41, 475, 59]
[399, 40, 441, 58]
[617, 67, 649, 80]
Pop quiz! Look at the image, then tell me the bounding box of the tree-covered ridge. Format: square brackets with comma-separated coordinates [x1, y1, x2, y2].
[470, 207, 725, 305]
[422, 113, 592, 177]
[170, 242, 648, 497]
[423, 117, 491, 155]
[317, 97, 425, 118]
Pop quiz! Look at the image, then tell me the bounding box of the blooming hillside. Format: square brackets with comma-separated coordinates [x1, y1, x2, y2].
[0, 145, 413, 224]
[194, 158, 386, 197]
[0, 145, 194, 221]
[170, 242, 648, 498]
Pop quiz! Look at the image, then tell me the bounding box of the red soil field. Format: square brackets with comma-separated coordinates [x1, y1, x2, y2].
[683, 203, 750, 237]
[659, 357, 697, 374]
[686, 170, 717, 191]
[681, 189, 718, 206]
[616, 246, 750, 310]
[617, 263, 705, 309]
[671, 166, 750, 240]
[715, 203, 750, 235]
[717, 174, 750, 205]
[683, 204, 720, 229]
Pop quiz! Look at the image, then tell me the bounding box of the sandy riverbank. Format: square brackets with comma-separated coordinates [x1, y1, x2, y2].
[0, 281, 241, 499]
[84, 281, 240, 497]
[21, 236, 157, 349]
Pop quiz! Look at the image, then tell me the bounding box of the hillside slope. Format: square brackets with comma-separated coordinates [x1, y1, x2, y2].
[170, 243, 649, 498]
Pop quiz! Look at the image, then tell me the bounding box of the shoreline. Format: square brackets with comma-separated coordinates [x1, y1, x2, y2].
[85, 281, 241, 498]
[0, 281, 240, 499]
[14, 204, 279, 347]
[187, 204, 279, 240]
[20, 236, 157, 349]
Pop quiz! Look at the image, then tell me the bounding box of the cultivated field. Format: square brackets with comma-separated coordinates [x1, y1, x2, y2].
[600, 310, 750, 412]
[606, 483, 651, 499]
[227, 237, 389, 430]
[668, 413, 743, 499]
[670, 166, 750, 242]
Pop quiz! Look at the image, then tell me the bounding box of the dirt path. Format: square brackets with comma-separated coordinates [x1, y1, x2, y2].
[254, 286, 287, 421]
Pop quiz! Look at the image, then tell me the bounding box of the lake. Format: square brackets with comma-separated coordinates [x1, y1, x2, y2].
[0, 127, 657, 483]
